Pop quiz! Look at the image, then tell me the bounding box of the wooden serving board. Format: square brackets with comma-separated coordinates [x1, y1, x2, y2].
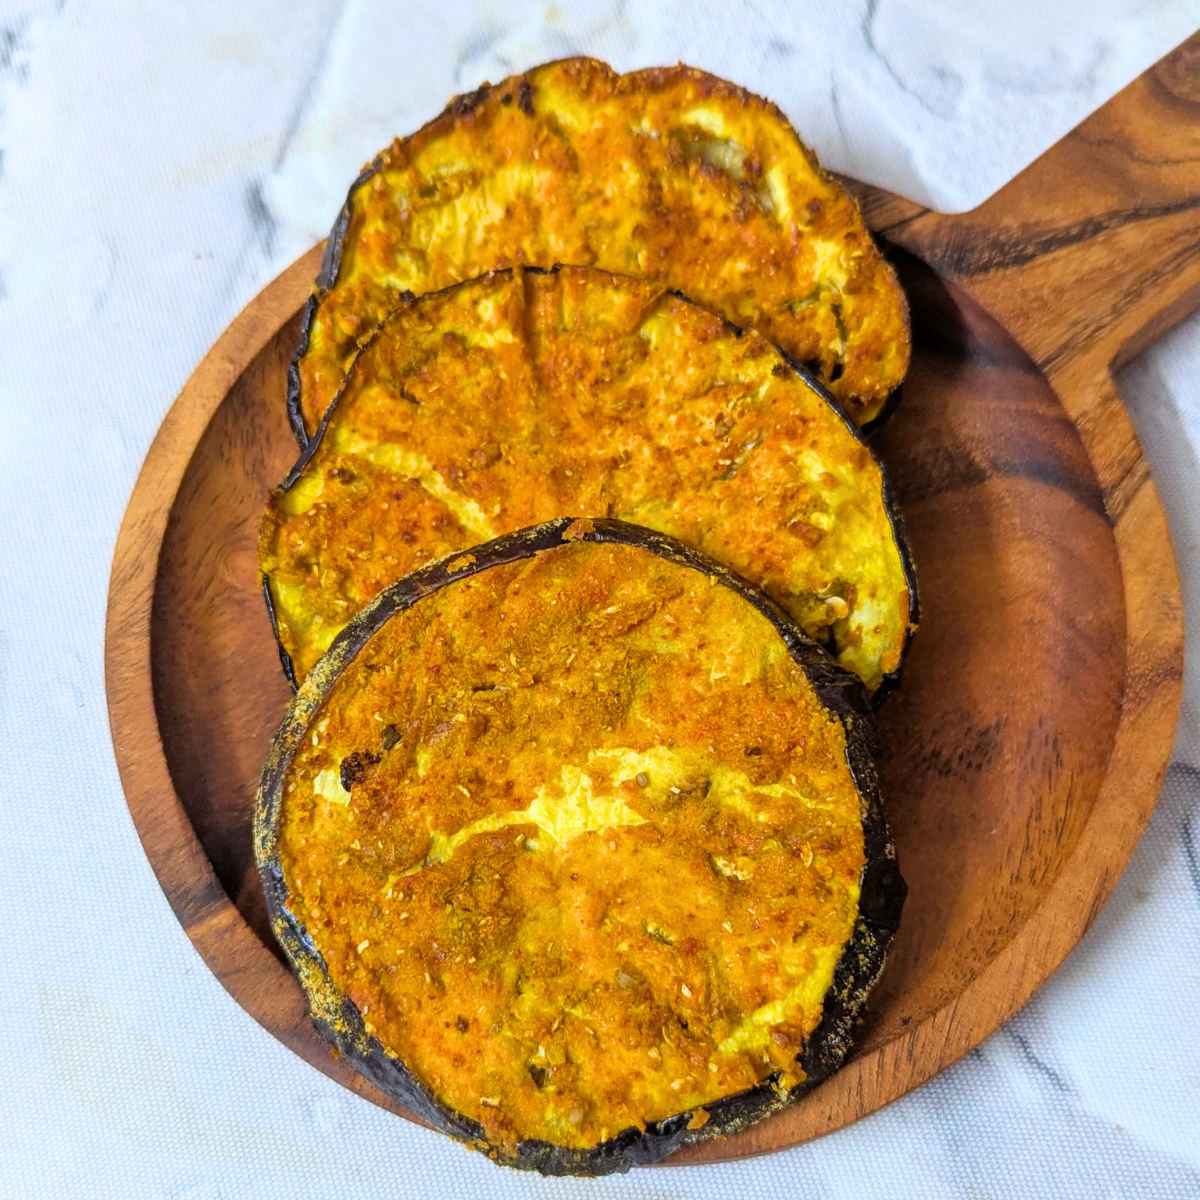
[106, 38, 1198, 1164]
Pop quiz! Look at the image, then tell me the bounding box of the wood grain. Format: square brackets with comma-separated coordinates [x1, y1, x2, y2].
[106, 35, 1195, 1165]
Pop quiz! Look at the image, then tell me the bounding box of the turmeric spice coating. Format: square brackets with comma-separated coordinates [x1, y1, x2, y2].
[273, 538, 867, 1155]
[261, 268, 914, 692]
[292, 56, 909, 437]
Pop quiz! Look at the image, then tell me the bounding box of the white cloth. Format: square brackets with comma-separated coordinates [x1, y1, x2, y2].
[1, 2, 1198, 1196]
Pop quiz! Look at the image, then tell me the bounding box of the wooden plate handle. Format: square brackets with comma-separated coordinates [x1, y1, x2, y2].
[883, 33, 1200, 396]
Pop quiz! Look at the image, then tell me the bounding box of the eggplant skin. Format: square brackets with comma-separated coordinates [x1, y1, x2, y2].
[254, 518, 905, 1176]
[260, 574, 298, 691]
[288, 57, 910, 444]
[263, 265, 918, 697]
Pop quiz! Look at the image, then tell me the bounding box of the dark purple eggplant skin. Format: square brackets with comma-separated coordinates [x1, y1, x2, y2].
[271, 264, 918, 703]
[285, 162, 376, 447]
[285, 67, 909, 449]
[260, 574, 298, 690]
[285, 81, 501, 447]
[254, 517, 906, 1176]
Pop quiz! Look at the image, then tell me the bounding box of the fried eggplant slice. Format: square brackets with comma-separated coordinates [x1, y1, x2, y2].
[290, 57, 910, 440]
[255, 518, 904, 1174]
[260, 267, 916, 693]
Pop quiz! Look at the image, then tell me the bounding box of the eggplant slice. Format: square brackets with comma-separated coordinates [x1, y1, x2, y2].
[255, 518, 905, 1174]
[290, 57, 910, 440]
[261, 266, 916, 694]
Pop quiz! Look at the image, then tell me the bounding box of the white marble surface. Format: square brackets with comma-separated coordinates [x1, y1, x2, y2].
[264, 0, 1200, 223]
[2, 2, 1198, 1196]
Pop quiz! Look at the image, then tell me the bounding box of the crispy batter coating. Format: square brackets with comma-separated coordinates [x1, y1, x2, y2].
[294, 57, 909, 436]
[278, 540, 865, 1151]
[261, 268, 913, 691]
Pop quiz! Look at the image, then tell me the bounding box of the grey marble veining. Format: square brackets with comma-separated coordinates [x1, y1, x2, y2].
[262, 0, 1200, 226]
[1, 2, 1197, 1196]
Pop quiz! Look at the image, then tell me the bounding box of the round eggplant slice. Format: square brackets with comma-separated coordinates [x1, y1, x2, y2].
[290, 57, 910, 440]
[254, 518, 904, 1175]
[260, 266, 916, 693]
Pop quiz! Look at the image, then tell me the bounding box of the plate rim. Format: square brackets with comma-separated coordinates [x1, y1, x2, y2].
[104, 236, 1184, 1165]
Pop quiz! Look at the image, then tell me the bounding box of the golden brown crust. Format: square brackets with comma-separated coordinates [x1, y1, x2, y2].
[276, 539, 865, 1151]
[261, 267, 915, 692]
[293, 57, 910, 437]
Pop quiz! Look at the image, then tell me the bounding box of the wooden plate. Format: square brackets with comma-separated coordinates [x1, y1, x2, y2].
[106, 40, 1197, 1163]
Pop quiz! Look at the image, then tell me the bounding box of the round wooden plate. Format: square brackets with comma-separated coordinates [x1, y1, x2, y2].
[106, 40, 1197, 1164]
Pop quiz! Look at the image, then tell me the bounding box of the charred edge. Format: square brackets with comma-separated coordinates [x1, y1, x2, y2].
[279, 270, 552, 494]
[447, 82, 492, 118]
[318, 163, 380, 290]
[504, 1067, 805, 1175]
[254, 709, 480, 1143]
[777, 348, 919, 703]
[562, 534, 905, 1126]
[259, 865, 487, 1144]
[869, 469, 920, 708]
[525, 273, 908, 636]
[286, 294, 321, 448]
[261, 574, 298, 690]
[278, 287, 427, 492]
[270, 267, 918, 697]
[859, 382, 905, 436]
[286, 161, 382, 446]
[565, 518, 878, 723]
[254, 516, 904, 1175]
[288, 56, 908, 443]
[858, 231, 913, 434]
[312, 64, 516, 317]
[800, 813, 903, 1083]
[311, 65, 522, 307]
